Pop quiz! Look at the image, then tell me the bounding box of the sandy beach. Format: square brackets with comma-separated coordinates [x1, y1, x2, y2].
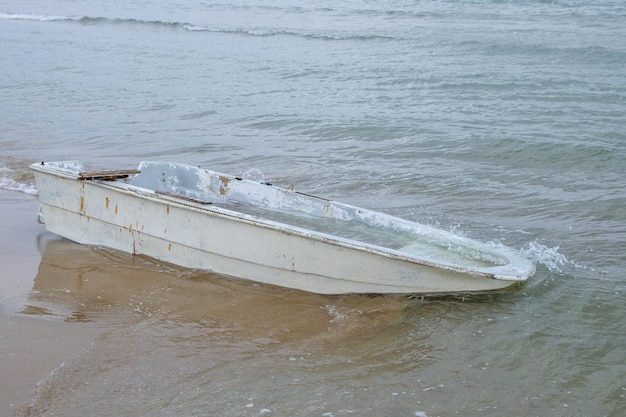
[0, 191, 104, 415]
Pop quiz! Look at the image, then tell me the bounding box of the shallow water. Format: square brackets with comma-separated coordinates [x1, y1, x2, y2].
[1, 0, 625, 415]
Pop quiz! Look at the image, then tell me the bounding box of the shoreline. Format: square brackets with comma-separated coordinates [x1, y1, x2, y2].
[0, 190, 104, 415]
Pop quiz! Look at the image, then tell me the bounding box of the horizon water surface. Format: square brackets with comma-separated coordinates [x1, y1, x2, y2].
[1, 1, 625, 416]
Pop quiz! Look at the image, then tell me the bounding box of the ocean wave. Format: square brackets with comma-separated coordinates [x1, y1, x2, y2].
[0, 161, 38, 195]
[185, 24, 391, 40]
[0, 12, 80, 22]
[522, 241, 575, 274]
[0, 12, 390, 41]
[0, 12, 188, 27]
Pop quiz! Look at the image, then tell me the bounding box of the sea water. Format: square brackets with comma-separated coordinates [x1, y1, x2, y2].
[1, 1, 625, 416]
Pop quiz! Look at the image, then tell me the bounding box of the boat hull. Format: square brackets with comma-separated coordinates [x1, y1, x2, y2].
[32, 162, 529, 295]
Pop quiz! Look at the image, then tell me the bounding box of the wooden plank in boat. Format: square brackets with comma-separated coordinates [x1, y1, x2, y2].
[79, 170, 141, 181]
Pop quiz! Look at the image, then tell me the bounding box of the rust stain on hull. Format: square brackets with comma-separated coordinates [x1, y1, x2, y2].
[219, 175, 231, 195]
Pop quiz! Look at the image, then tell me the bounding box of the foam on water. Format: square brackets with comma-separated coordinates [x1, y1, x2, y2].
[0, 12, 78, 22]
[242, 168, 265, 182]
[323, 304, 350, 324]
[0, 166, 38, 195]
[0, 12, 389, 41]
[522, 241, 571, 274]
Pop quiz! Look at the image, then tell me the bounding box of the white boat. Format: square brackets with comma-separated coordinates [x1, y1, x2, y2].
[30, 160, 534, 295]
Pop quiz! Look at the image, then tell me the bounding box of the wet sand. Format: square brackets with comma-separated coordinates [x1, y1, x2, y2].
[0, 191, 104, 415]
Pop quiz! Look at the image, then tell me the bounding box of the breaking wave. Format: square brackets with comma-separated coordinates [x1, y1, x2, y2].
[0, 12, 76, 22]
[522, 241, 572, 273]
[0, 161, 38, 195]
[0, 12, 391, 41]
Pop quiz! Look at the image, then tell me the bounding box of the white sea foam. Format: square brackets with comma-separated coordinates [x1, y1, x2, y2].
[522, 241, 571, 273]
[242, 168, 265, 182]
[323, 304, 345, 323]
[0, 12, 77, 22]
[0, 167, 38, 195]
